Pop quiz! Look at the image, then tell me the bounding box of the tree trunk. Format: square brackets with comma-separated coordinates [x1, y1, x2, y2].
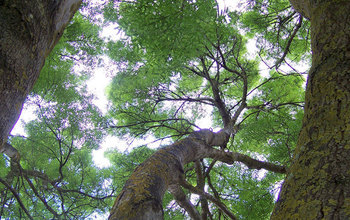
[109, 128, 286, 219]
[271, 0, 350, 219]
[108, 129, 224, 220]
[110, 0, 350, 219]
[0, 0, 81, 155]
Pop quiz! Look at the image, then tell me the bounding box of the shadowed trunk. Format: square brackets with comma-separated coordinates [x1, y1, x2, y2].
[0, 0, 81, 157]
[271, 0, 350, 219]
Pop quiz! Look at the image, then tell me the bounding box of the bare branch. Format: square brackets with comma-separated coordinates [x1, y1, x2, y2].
[195, 160, 210, 219]
[247, 101, 304, 110]
[0, 177, 33, 220]
[205, 160, 221, 200]
[23, 175, 59, 218]
[274, 15, 303, 69]
[168, 184, 201, 220]
[180, 179, 237, 220]
[157, 96, 215, 106]
[208, 149, 287, 174]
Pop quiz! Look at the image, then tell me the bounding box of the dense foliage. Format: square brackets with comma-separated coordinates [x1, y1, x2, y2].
[0, 8, 115, 219]
[103, 0, 308, 217]
[1, 0, 310, 219]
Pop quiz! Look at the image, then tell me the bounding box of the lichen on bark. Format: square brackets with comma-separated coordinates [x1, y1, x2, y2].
[271, 0, 350, 218]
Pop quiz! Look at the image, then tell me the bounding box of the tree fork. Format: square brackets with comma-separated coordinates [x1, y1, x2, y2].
[108, 130, 218, 220]
[109, 129, 286, 219]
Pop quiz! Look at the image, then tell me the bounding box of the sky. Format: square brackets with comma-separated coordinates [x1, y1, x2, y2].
[10, 0, 245, 169]
[7, 3, 309, 216]
[85, 0, 246, 167]
[10, 0, 308, 169]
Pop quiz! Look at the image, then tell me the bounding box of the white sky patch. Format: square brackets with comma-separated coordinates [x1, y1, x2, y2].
[217, 0, 241, 12]
[246, 38, 271, 78]
[246, 39, 259, 58]
[86, 65, 112, 114]
[272, 180, 283, 201]
[100, 23, 122, 41]
[92, 133, 168, 168]
[92, 136, 120, 168]
[196, 114, 213, 130]
[88, 212, 110, 220]
[85, 56, 119, 167]
[11, 103, 37, 136]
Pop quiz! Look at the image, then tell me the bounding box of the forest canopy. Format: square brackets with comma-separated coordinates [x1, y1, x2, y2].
[1, 0, 311, 219]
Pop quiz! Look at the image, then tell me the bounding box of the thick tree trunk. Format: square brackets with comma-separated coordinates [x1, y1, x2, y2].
[108, 130, 223, 220]
[109, 129, 286, 219]
[0, 0, 81, 155]
[272, 0, 350, 219]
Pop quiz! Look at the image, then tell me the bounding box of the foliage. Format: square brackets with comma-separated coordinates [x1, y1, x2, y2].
[240, 0, 311, 66]
[103, 0, 308, 218]
[106, 146, 156, 192]
[1, 0, 311, 219]
[1, 96, 115, 218]
[0, 7, 112, 219]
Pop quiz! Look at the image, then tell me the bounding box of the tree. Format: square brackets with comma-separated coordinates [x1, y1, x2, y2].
[0, 1, 117, 219]
[271, 0, 350, 219]
[105, 0, 305, 219]
[0, 0, 81, 156]
[1, 0, 349, 219]
[103, 0, 350, 219]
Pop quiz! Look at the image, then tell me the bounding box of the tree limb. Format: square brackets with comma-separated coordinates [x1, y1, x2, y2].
[23, 175, 59, 218]
[0, 143, 20, 161]
[180, 179, 237, 220]
[208, 148, 287, 174]
[168, 184, 201, 220]
[195, 160, 210, 219]
[0, 177, 33, 220]
[274, 15, 303, 69]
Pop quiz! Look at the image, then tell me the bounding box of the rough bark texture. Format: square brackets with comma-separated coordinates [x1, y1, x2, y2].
[272, 0, 350, 219]
[108, 130, 219, 220]
[109, 129, 286, 219]
[0, 0, 81, 154]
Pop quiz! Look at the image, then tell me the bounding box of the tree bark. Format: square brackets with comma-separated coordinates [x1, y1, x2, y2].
[109, 129, 286, 219]
[108, 130, 222, 220]
[271, 0, 350, 219]
[0, 0, 81, 155]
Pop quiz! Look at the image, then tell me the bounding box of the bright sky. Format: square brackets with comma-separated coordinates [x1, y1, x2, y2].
[10, 0, 308, 169]
[5, 2, 311, 219]
[11, 0, 244, 168]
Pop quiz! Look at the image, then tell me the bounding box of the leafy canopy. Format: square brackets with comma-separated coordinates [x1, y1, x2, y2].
[103, 0, 308, 219]
[1, 0, 310, 219]
[1, 6, 114, 219]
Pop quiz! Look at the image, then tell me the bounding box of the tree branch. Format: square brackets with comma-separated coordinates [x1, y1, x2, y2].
[208, 148, 287, 174]
[247, 101, 304, 110]
[0, 177, 33, 220]
[274, 15, 303, 69]
[23, 175, 59, 218]
[180, 179, 237, 220]
[195, 160, 210, 219]
[0, 143, 20, 161]
[168, 184, 201, 220]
